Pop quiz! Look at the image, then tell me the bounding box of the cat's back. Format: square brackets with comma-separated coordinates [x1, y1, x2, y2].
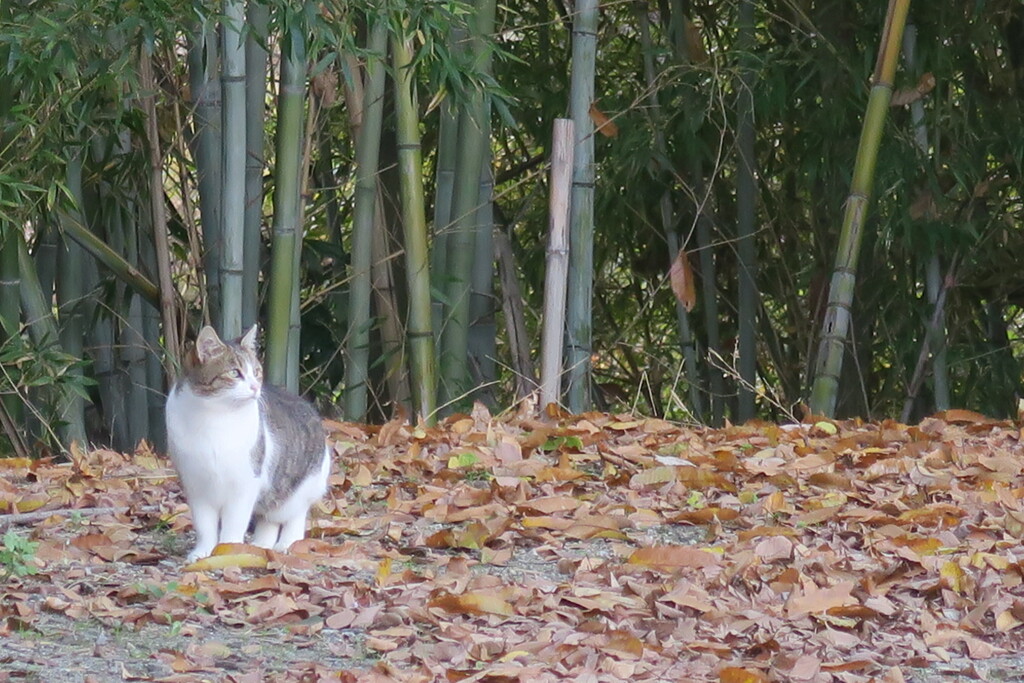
[260, 384, 325, 454]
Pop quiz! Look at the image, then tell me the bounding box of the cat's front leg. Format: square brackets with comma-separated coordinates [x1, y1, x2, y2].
[274, 513, 307, 552]
[218, 488, 260, 545]
[187, 500, 220, 561]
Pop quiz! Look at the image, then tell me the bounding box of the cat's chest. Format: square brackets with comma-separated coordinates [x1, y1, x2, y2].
[166, 384, 263, 473]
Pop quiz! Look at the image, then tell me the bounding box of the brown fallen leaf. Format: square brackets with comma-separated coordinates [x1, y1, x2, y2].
[429, 590, 515, 617]
[628, 545, 719, 572]
[719, 667, 769, 683]
[786, 580, 857, 618]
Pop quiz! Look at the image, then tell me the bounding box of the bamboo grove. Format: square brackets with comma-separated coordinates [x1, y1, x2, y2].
[1, 0, 1024, 454]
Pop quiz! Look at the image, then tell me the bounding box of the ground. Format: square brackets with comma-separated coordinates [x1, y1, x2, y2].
[3, 405, 1024, 681]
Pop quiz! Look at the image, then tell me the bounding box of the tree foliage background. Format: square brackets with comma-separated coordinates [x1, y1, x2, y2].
[1, 0, 1023, 453]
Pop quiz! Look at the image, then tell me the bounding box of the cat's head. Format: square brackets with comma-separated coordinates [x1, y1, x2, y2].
[182, 325, 263, 404]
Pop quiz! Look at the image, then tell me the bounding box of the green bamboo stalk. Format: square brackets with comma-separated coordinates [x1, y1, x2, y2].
[265, 17, 306, 388]
[392, 26, 437, 424]
[219, 0, 247, 339]
[243, 1, 269, 329]
[370, 198, 410, 411]
[84, 256, 128, 450]
[467, 162, 496, 405]
[440, 0, 497, 409]
[809, 0, 912, 417]
[17, 235, 59, 350]
[637, 5, 703, 419]
[0, 227, 19, 338]
[564, 0, 598, 413]
[343, 16, 387, 421]
[430, 95, 459, 344]
[137, 206, 166, 451]
[60, 214, 160, 308]
[34, 223, 57, 313]
[187, 21, 222, 325]
[735, 0, 758, 421]
[55, 155, 88, 447]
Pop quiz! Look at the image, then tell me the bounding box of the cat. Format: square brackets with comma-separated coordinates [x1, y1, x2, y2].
[164, 325, 330, 562]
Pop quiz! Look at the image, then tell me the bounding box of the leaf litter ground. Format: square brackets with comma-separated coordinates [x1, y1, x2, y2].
[4, 407, 1024, 681]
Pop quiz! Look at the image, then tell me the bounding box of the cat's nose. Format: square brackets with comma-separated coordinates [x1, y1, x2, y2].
[249, 381, 260, 395]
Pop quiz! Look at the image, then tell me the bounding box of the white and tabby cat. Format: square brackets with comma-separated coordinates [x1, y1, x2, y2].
[165, 325, 330, 561]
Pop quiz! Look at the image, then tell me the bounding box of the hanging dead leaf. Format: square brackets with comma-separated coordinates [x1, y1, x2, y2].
[588, 103, 619, 138]
[890, 72, 936, 107]
[684, 18, 708, 64]
[669, 249, 697, 311]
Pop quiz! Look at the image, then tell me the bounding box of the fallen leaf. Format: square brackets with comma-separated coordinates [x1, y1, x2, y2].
[628, 545, 719, 571]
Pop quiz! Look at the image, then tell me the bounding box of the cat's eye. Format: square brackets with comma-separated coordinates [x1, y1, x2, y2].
[232, 369, 244, 379]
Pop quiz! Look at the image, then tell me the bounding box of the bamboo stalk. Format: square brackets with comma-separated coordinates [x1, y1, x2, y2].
[219, 0, 247, 339]
[440, 0, 497, 410]
[494, 228, 535, 400]
[901, 258, 957, 422]
[564, 0, 598, 413]
[0, 227, 20, 337]
[735, 0, 758, 421]
[60, 215, 160, 309]
[266, 18, 307, 389]
[55, 154, 88, 447]
[392, 26, 437, 424]
[243, 1, 269, 330]
[430, 95, 459, 343]
[637, 6, 704, 419]
[344, 16, 387, 421]
[902, 21, 950, 412]
[187, 23, 223, 326]
[809, 0, 911, 417]
[540, 119, 574, 410]
[140, 46, 181, 374]
[468, 162, 497, 405]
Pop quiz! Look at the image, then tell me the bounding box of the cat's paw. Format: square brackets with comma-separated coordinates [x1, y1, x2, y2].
[185, 546, 213, 563]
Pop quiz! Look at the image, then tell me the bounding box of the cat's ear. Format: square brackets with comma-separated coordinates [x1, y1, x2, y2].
[195, 326, 225, 363]
[239, 325, 259, 352]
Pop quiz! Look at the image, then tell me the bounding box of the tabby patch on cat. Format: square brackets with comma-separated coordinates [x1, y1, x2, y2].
[165, 325, 330, 561]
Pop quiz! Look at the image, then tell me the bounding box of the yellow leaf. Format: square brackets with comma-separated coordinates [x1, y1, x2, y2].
[0, 458, 32, 470]
[719, 667, 768, 683]
[499, 650, 531, 662]
[377, 557, 392, 585]
[184, 552, 269, 572]
[940, 561, 965, 593]
[969, 552, 1010, 571]
[813, 420, 837, 435]
[997, 610, 1023, 632]
[630, 466, 678, 488]
[13, 498, 47, 513]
